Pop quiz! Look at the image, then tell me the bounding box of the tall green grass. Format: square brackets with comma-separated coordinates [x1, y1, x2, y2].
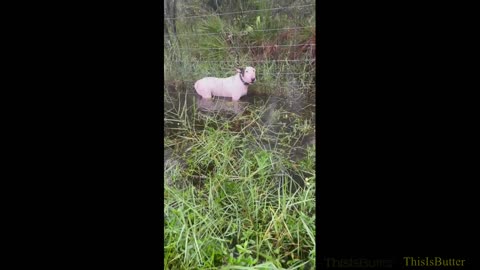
[164, 92, 315, 269]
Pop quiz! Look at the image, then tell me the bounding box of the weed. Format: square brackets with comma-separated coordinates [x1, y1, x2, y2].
[164, 90, 315, 269]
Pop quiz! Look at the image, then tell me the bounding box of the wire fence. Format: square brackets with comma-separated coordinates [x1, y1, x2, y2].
[164, 1, 316, 86]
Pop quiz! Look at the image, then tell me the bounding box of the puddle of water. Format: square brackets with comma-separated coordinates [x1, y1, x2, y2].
[164, 83, 315, 141]
[164, 84, 315, 189]
[164, 84, 315, 123]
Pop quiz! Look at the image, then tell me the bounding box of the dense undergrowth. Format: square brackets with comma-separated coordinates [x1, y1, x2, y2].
[164, 89, 316, 269]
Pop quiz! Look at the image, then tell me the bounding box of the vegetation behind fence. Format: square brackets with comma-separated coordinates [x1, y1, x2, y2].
[164, 0, 316, 95]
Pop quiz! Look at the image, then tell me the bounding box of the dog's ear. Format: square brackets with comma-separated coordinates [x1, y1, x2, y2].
[235, 68, 241, 73]
[236, 67, 244, 75]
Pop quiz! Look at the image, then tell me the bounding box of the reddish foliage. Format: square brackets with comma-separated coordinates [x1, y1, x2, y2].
[298, 33, 316, 61]
[251, 30, 315, 62]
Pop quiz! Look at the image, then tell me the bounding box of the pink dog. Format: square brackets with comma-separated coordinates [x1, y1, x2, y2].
[194, 66, 256, 101]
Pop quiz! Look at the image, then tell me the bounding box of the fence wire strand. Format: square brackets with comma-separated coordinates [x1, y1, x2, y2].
[164, 26, 314, 37]
[164, 4, 315, 20]
[163, 73, 315, 77]
[171, 44, 315, 50]
[172, 59, 313, 63]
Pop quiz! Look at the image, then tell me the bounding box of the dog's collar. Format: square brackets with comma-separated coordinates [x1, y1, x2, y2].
[239, 73, 251, 86]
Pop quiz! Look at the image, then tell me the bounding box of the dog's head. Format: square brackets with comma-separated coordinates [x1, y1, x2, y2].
[236, 66, 256, 84]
